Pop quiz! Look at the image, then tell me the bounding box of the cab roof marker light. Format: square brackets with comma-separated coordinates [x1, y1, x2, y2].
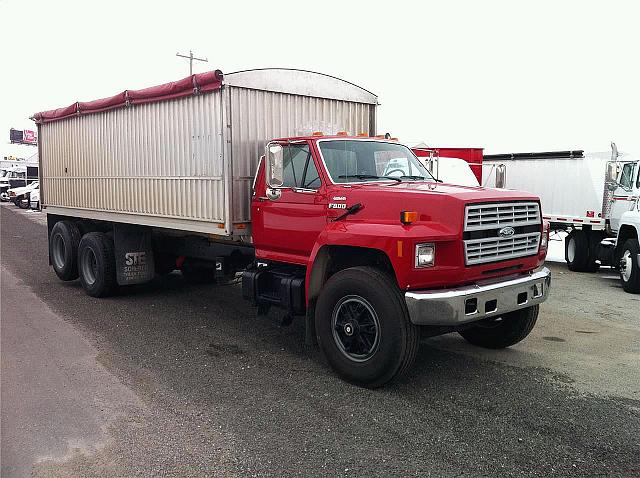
[312, 131, 324, 136]
[336, 131, 349, 136]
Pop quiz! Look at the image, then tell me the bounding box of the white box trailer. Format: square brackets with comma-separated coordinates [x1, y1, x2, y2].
[483, 147, 640, 277]
[482, 150, 613, 229]
[35, 68, 377, 237]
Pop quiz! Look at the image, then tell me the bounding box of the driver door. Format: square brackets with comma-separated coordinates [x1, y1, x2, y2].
[251, 142, 327, 264]
[610, 161, 638, 232]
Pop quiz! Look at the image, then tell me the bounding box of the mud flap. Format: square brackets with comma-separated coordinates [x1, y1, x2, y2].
[114, 224, 155, 285]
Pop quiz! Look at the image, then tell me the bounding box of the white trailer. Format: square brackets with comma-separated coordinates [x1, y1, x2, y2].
[484, 146, 640, 292]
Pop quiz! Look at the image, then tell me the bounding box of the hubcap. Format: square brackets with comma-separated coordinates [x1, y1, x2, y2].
[331, 295, 380, 362]
[52, 233, 66, 270]
[80, 247, 98, 285]
[620, 250, 633, 282]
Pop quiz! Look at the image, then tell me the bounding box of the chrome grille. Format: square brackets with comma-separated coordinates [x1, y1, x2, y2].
[464, 202, 540, 231]
[464, 202, 541, 265]
[464, 232, 541, 265]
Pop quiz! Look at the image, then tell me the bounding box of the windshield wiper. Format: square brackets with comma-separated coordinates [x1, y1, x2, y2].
[399, 175, 427, 180]
[338, 174, 402, 183]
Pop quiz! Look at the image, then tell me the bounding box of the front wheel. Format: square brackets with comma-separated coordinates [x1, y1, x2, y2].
[315, 266, 419, 388]
[619, 238, 640, 294]
[459, 305, 539, 349]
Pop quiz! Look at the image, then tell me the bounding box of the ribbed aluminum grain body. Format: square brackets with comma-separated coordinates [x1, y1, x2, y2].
[39, 69, 377, 237]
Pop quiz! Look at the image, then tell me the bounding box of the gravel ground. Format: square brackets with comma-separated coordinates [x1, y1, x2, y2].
[1, 203, 639, 477]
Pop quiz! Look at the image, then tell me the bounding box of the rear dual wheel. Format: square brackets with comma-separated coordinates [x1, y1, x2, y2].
[566, 229, 601, 272]
[50, 221, 81, 281]
[315, 266, 419, 388]
[78, 232, 117, 298]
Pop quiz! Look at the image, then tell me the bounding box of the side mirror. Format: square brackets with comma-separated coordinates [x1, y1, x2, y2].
[605, 161, 619, 182]
[495, 164, 507, 188]
[266, 143, 284, 188]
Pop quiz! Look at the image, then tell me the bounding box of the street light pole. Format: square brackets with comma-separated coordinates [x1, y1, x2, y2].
[176, 50, 208, 76]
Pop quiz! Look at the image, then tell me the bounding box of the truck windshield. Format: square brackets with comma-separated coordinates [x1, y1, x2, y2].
[319, 140, 434, 184]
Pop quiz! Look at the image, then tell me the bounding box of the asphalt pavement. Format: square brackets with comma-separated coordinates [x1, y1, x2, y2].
[1, 203, 639, 477]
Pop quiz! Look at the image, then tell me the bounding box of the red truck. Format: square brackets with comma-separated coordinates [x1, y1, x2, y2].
[33, 68, 551, 387]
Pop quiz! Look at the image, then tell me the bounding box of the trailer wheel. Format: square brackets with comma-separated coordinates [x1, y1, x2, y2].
[619, 238, 640, 294]
[565, 230, 591, 272]
[459, 305, 539, 349]
[315, 266, 419, 388]
[50, 221, 81, 281]
[78, 232, 117, 298]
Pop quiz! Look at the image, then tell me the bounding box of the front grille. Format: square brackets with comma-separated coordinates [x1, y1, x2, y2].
[464, 202, 541, 265]
[464, 202, 540, 231]
[464, 232, 541, 265]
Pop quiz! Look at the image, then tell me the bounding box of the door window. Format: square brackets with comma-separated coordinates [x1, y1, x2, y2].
[282, 144, 321, 190]
[619, 163, 636, 190]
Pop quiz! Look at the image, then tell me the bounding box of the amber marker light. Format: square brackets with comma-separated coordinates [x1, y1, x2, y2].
[400, 211, 418, 224]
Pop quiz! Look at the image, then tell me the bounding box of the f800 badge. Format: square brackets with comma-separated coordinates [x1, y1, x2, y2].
[328, 203, 347, 209]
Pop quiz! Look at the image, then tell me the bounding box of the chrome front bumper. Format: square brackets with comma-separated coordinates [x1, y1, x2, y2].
[405, 267, 551, 326]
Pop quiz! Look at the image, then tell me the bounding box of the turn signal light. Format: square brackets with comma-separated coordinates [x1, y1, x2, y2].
[401, 211, 418, 224]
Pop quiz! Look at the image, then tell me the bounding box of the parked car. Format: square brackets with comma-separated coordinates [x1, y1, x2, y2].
[8, 181, 39, 209]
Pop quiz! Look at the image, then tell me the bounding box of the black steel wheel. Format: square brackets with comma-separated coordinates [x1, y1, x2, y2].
[77, 232, 117, 298]
[315, 266, 419, 388]
[331, 295, 381, 362]
[49, 221, 81, 281]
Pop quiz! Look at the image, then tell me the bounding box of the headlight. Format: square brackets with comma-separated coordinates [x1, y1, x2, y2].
[415, 243, 435, 268]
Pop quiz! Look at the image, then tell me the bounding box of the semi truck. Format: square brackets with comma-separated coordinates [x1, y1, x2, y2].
[483, 146, 640, 293]
[33, 68, 551, 387]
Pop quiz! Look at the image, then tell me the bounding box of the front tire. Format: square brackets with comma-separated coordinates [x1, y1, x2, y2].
[50, 221, 81, 281]
[78, 232, 117, 298]
[315, 266, 419, 388]
[619, 238, 640, 294]
[459, 305, 539, 349]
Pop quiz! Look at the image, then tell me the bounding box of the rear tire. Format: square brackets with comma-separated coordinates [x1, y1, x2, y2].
[50, 221, 81, 281]
[459, 305, 539, 349]
[315, 266, 419, 388]
[565, 230, 590, 272]
[78, 232, 117, 298]
[619, 238, 640, 294]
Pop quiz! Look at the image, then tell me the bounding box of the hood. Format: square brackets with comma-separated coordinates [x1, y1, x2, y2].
[327, 181, 540, 235]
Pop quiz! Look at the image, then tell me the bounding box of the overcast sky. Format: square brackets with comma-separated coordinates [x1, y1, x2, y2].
[1, 0, 639, 159]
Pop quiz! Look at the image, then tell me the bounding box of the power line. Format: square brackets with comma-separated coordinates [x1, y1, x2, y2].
[176, 50, 208, 76]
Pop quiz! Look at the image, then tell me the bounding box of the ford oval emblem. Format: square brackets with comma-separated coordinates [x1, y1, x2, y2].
[499, 226, 516, 238]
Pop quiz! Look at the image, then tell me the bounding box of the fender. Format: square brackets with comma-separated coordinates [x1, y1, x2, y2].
[305, 220, 460, 304]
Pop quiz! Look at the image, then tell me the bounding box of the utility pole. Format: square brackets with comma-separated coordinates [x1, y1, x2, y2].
[176, 50, 208, 76]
